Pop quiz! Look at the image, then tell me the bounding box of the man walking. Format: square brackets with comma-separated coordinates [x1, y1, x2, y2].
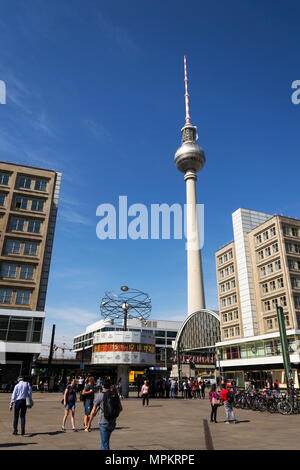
[9, 377, 32, 435]
[220, 385, 237, 424]
[89, 380, 122, 450]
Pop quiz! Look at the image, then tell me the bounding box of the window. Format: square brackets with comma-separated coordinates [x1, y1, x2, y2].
[229, 327, 234, 337]
[267, 263, 273, 274]
[265, 247, 271, 257]
[234, 310, 239, 319]
[221, 284, 225, 292]
[1, 263, 17, 278]
[231, 280, 236, 289]
[224, 254, 228, 262]
[266, 319, 273, 329]
[263, 231, 269, 241]
[270, 280, 276, 291]
[272, 243, 279, 254]
[264, 301, 271, 311]
[226, 281, 230, 291]
[223, 313, 228, 322]
[232, 294, 237, 304]
[219, 256, 223, 265]
[24, 242, 38, 256]
[235, 326, 240, 336]
[228, 312, 233, 321]
[31, 199, 44, 211]
[229, 251, 233, 259]
[15, 197, 28, 210]
[27, 219, 41, 233]
[10, 217, 24, 231]
[294, 296, 300, 308]
[262, 283, 268, 294]
[224, 329, 228, 338]
[260, 266, 266, 276]
[0, 172, 9, 185]
[34, 179, 47, 191]
[256, 234, 262, 244]
[277, 278, 284, 288]
[221, 298, 226, 307]
[272, 298, 278, 309]
[219, 270, 224, 279]
[230, 265, 234, 273]
[292, 227, 299, 237]
[20, 265, 34, 280]
[258, 250, 264, 260]
[280, 296, 287, 307]
[5, 240, 21, 254]
[15, 290, 30, 305]
[18, 176, 32, 189]
[275, 260, 281, 270]
[0, 288, 13, 304]
[0, 193, 6, 206]
[291, 277, 300, 289]
[225, 268, 229, 276]
[270, 227, 276, 237]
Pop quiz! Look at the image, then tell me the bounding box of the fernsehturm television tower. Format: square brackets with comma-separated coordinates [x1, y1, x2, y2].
[174, 56, 206, 315]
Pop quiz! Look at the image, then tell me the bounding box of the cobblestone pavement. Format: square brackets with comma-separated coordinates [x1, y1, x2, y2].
[0, 392, 299, 450]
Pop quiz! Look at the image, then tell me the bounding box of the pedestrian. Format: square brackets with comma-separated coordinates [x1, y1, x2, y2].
[183, 380, 189, 399]
[81, 376, 96, 431]
[9, 376, 33, 436]
[117, 378, 123, 399]
[201, 381, 206, 399]
[274, 379, 280, 396]
[170, 379, 177, 399]
[209, 384, 220, 423]
[220, 385, 237, 424]
[44, 381, 49, 393]
[39, 380, 44, 392]
[77, 376, 84, 392]
[141, 380, 150, 406]
[61, 379, 77, 432]
[89, 379, 122, 450]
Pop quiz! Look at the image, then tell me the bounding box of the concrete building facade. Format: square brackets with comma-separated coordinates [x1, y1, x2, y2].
[0, 162, 61, 382]
[216, 208, 300, 388]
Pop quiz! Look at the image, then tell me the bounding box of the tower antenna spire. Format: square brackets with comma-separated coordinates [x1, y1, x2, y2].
[184, 56, 191, 124]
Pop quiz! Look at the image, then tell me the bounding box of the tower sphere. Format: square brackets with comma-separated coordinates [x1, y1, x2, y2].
[174, 124, 206, 173]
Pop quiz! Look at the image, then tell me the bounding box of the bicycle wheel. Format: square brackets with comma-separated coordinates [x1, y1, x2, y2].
[277, 400, 292, 415]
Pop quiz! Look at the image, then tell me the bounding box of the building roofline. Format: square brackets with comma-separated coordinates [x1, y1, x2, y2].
[0, 161, 61, 174]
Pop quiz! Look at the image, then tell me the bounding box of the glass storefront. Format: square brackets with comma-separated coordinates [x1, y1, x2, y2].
[219, 336, 298, 361]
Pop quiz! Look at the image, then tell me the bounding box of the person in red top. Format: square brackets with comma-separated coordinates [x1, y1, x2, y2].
[220, 385, 237, 424]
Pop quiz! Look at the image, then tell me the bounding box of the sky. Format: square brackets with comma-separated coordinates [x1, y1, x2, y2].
[0, 0, 300, 352]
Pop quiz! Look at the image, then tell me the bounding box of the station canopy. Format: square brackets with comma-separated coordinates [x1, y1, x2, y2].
[173, 309, 220, 353]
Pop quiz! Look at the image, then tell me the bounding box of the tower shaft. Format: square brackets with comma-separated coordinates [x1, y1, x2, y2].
[185, 170, 206, 314]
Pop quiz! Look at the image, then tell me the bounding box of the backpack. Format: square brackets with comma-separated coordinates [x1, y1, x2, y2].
[227, 391, 234, 404]
[102, 390, 121, 420]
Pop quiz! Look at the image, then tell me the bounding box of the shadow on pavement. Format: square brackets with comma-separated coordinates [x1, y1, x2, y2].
[0, 442, 37, 447]
[27, 431, 63, 437]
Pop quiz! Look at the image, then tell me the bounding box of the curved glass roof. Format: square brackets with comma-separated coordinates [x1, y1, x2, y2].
[174, 309, 221, 352]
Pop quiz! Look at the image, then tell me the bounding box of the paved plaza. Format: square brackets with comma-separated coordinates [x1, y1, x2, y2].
[1, 392, 300, 450]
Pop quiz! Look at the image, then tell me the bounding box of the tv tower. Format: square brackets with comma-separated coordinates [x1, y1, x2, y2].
[174, 56, 206, 315]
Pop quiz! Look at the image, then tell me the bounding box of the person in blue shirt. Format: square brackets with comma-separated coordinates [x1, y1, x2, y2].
[9, 377, 32, 435]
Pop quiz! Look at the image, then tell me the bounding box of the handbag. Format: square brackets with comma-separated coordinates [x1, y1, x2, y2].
[26, 396, 33, 408]
[26, 382, 33, 408]
[212, 396, 220, 406]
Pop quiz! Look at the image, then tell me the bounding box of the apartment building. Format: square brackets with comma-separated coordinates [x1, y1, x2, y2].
[0, 162, 61, 382]
[215, 208, 300, 388]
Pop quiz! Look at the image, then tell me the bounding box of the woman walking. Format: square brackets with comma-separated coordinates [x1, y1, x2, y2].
[141, 380, 150, 407]
[62, 379, 77, 431]
[209, 384, 220, 423]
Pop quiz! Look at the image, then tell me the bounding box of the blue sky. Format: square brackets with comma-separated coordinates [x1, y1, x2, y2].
[0, 0, 300, 349]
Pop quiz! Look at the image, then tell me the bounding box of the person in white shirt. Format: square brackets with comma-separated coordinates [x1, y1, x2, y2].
[9, 377, 32, 435]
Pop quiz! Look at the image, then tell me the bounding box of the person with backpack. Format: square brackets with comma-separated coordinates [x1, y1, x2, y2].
[9, 376, 33, 436]
[61, 378, 77, 432]
[89, 379, 122, 450]
[220, 385, 237, 424]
